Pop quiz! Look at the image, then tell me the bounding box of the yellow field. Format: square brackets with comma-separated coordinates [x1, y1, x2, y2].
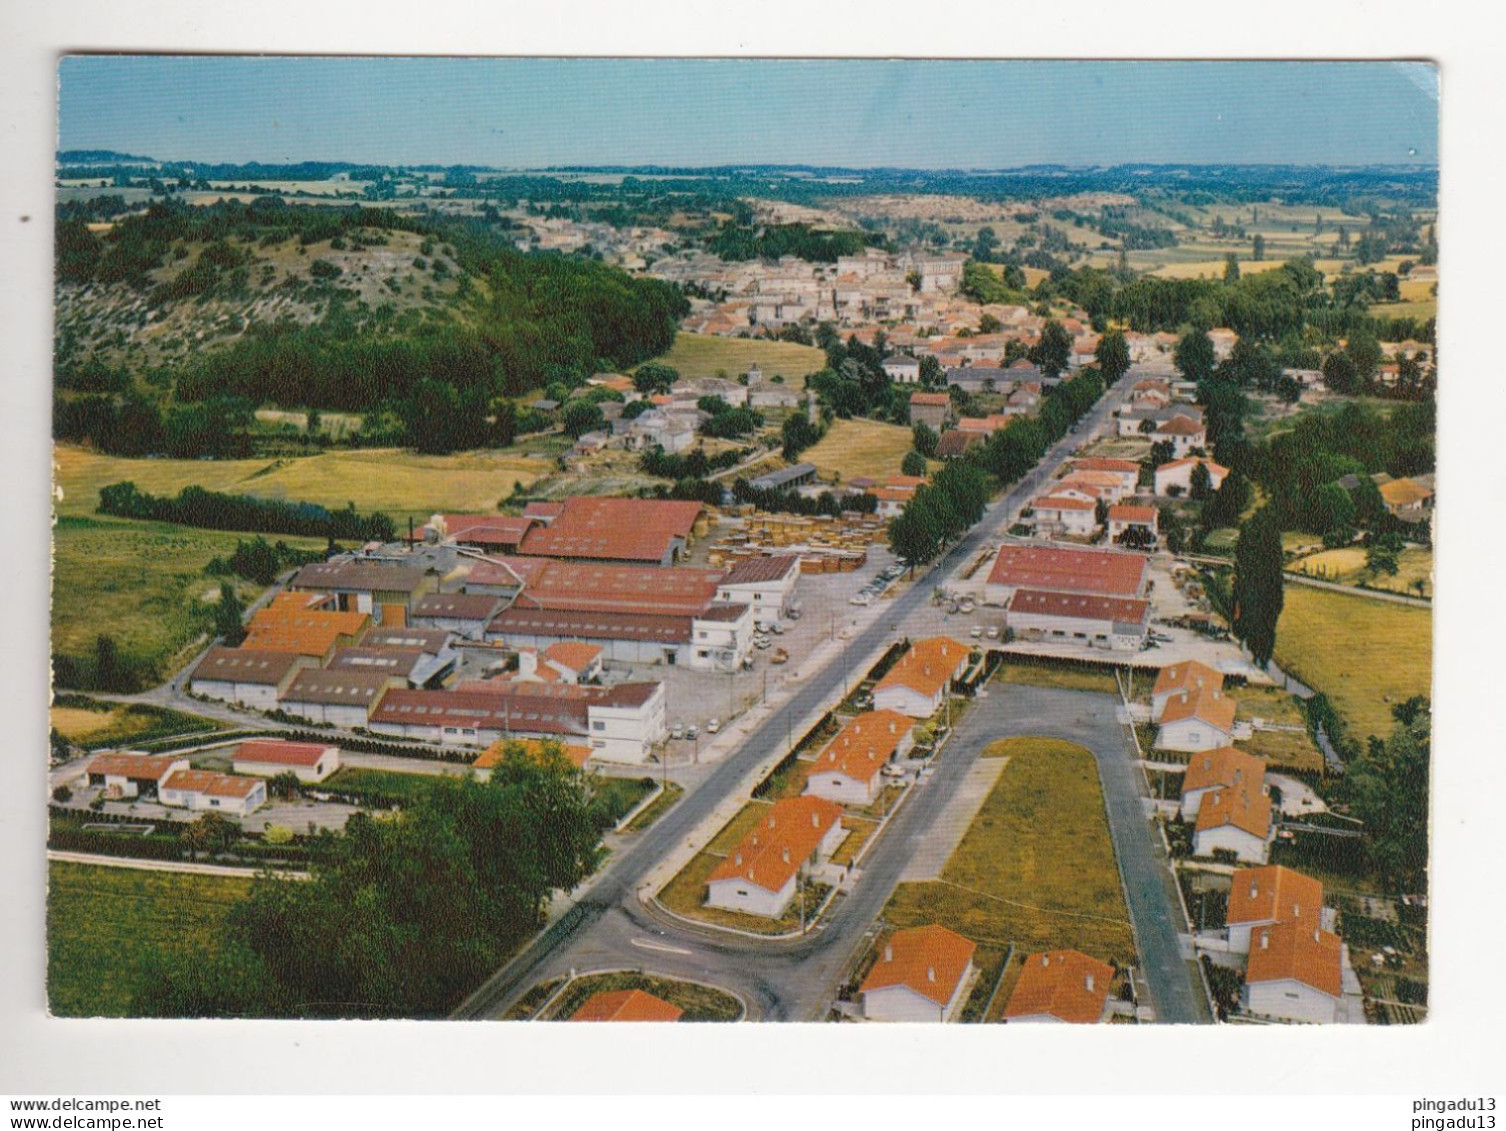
[882, 738, 1135, 966]
[54, 444, 552, 525]
[803, 418, 920, 483]
[1149, 259, 1289, 281]
[1369, 299, 1438, 322]
[647, 332, 826, 389]
[1274, 585, 1432, 741]
[50, 706, 121, 740]
[1290, 547, 1433, 597]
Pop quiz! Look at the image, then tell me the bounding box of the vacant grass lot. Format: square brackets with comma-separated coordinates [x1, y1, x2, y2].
[804, 417, 921, 483]
[882, 737, 1135, 966]
[50, 697, 221, 748]
[996, 660, 1121, 695]
[48, 861, 252, 1017]
[323, 767, 444, 806]
[51, 515, 324, 686]
[647, 332, 826, 389]
[548, 970, 743, 1022]
[1289, 546, 1433, 597]
[55, 443, 552, 526]
[1275, 585, 1432, 741]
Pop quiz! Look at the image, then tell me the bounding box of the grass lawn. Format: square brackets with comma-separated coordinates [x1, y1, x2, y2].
[547, 970, 743, 1022]
[1235, 686, 1308, 728]
[1274, 584, 1432, 741]
[830, 817, 878, 867]
[48, 861, 252, 1017]
[995, 660, 1121, 695]
[646, 332, 826, 390]
[50, 696, 222, 748]
[803, 418, 920, 483]
[1289, 546, 1433, 598]
[55, 442, 552, 527]
[882, 737, 1135, 966]
[1242, 728, 1325, 774]
[323, 766, 441, 806]
[758, 753, 817, 800]
[621, 782, 683, 833]
[51, 514, 324, 686]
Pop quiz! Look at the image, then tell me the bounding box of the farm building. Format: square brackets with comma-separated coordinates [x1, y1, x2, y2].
[1151, 661, 1225, 721]
[705, 796, 845, 919]
[231, 740, 341, 784]
[409, 592, 506, 640]
[1226, 865, 1327, 956]
[159, 770, 267, 818]
[1180, 746, 1267, 822]
[908, 391, 952, 431]
[1155, 687, 1238, 752]
[570, 989, 683, 1023]
[278, 669, 405, 729]
[871, 637, 970, 718]
[1242, 920, 1345, 1024]
[326, 645, 452, 689]
[1004, 950, 1116, 1024]
[860, 924, 978, 1023]
[1004, 589, 1150, 652]
[805, 709, 914, 806]
[516, 496, 706, 566]
[241, 603, 371, 663]
[984, 544, 1148, 606]
[187, 647, 316, 709]
[84, 754, 190, 801]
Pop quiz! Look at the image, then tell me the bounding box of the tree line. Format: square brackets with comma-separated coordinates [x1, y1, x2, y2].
[98, 481, 397, 543]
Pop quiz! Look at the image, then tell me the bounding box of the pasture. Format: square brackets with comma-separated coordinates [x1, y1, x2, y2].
[646, 332, 826, 388]
[802, 417, 920, 483]
[1289, 546, 1432, 597]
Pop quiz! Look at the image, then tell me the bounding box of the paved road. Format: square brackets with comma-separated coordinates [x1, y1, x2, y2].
[454, 370, 1164, 1021]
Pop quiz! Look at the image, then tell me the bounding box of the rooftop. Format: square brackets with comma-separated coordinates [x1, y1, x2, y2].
[189, 647, 308, 686]
[988, 545, 1147, 598]
[872, 636, 970, 700]
[1227, 865, 1325, 929]
[1160, 686, 1238, 733]
[1004, 950, 1116, 1023]
[1008, 588, 1150, 627]
[811, 710, 914, 785]
[290, 560, 429, 594]
[232, 740, 335, 768]
[707, 795, 844, 894]
[1246, 919, 1343, 998]
[570, 989, 683, 1023]
[162, 770, 263, 799]
[860, 924, 977, 1007]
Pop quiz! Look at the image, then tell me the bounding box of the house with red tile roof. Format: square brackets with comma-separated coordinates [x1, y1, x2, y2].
[705, 796, 846, 919]
[1154, 457, 1229, 498]
[1151, 660, 1225, 720]
[1069, 458, 1141, 495]
[570, 988, 683, 1022]
[1152, 414, 1208, 457]
[805, 710, 914, 805]
[1030, 493, 1098, 537]
[1180, 746, 1267, 822]
[159, 770, 267, 818]
[860, 924, 978, 1022]
[1155, 686, 1238, 752]
[1107, 504, 1159, 544]
[909, 390, 952, 431]
[1004, 950, 1116, 1024]
[85, 754, 191, 800]
[1193, 778, 1273, 864]
[871, 637, 970, 718]
[1242, 920, 1345, 1023]
[715, 555, 801, 624]
[1226, 865, 1326, 955]
[231, 740, 341, 783]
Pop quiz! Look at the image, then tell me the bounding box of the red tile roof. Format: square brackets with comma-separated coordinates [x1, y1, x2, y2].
[1246, 920, 1343, 998]
[162, 770, 263, 799]
[490, 606, 694, 646]
[1108, 505, 1158, 524]
[810, 710, 914, 785]
[1182, 746, 1267, 797]
[872, 637, 970, 701]
[722, 555, 799, 587]
[1227, 865, 1324, 929]
[1156, 416, 1205, 436]
[232, 741, 334, 768]
[473, 737, 592, 771]
[987, 545, 1147, 597]
[861, 924, 977, 1007]
[542, 641, 603, 674]
[1195, 779, 1273, 841]
[518, 497, 703, 563]
[1160, 686, 1237, 733]
[86, 754, 184, 782]
[1152, 661, 1224, 701]
[570, 989, 683, 1022]
[909, 392, 951, 406]
[1071, 458, 1140, 474]
[420, 514, 537, 546]
[1004, 950, 1115, 1023]
[707, 796, 844, 894]
[1034, 494, 1097, 512]
[1007, 589, 1150, 627]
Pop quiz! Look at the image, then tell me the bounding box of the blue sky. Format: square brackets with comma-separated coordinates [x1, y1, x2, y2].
[58, 57, 1438, 168]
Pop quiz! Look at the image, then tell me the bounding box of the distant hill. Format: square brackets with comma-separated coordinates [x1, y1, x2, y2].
[57, 149, 157, 165]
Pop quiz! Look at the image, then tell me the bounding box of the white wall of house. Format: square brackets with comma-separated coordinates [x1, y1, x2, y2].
[1006, 611, 1143, 652]
[586, 687, 668, 764]
[706, 873, 796, 919]
[233, 752, 340, 784]
[1155, 461, 1227, 497]
[1153, 428, 1207, 458]
[1155, 718, 1234, 752]
[805, 769, 879, 806]
[862, 979, 968, 1023]
[1242, 979, 1338, 1024]
[1181, 784, 1217, 821]
[1192, 825, 1269, 864]
[1228, 921, 1261, 955]
[1034, 505, 1096, 536]
[872, 683, 943, 719]
[159, 782, 266, 818]
[684, 607, 755, 672]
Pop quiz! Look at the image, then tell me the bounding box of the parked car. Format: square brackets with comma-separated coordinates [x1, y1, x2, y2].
[684, 726, 698, 741]
[970, 626, 983, 639]
[770, 622, 785, 635]
[985, 626, 1000, 639]
[755, 637, 772, 649]
[670, 723, 685, 740]
[706, 718, 722, 734]
[850, 593, 873, 606]
[771, 647, 789, 664]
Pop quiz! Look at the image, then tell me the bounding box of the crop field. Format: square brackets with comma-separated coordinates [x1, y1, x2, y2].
[55, 443, 552, 525]
[50, 696, 221, 748]
[1289, 546, 1433, 597]
[51, 515, 324, 684]
[803, 418, 919, 483]
[47, 861, 252, 1017]
[881, 737, 1135, 966]
[1274, 585, 1432, 741]
[647, 332, 826, 389]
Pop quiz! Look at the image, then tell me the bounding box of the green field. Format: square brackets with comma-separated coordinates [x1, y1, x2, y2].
[803, 417, 920, 482]
[647, 332, 826, 389]
[1275, 584, 1432, 741]
[995, 660, 1121, 695]
[881, 737, 1135, 966]
[51, 514, 325, 687]
[47, 861, 252, 1017]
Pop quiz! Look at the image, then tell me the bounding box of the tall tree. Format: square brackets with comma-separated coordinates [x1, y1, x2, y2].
[1174, 329, 1217, 383]
[1095, 330, 1131, 382]
[1030, 319, 1073, 378]
[911, 421, 939, 459]
[1345, 704, 1430, 892]
[1231, 507, 1285, 667]
[212, 582, 248, 646]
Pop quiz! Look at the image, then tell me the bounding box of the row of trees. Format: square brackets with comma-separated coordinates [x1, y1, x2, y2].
[97, 481, 397, 543]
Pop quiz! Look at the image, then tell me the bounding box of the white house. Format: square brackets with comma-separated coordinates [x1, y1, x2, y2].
[705, 796, 846, 919]
[871, 637, 970, 718]
[231, 740, 341, 784]
[1192, 781, 1273, 864]
[715, 555, 800, 624]
[1106, 504, 1159, 544]
[159, 770, 267, 818]
[1068, 458, 1141, 496]
[1241, 920, 1345, 1024]
[881, 353, 922, 384]
[84, 754, 190, 801]
[1031, 494, 1098, 537]
[1003, 950, 1116, 1024]
[1152, 415, 1208, 458]
[1151, 661, 1225, 721]
[1180, 746, 1267, 822]
[1154, 457, 1229, 498]
[805, 710, 914, 806]
[860, 924, 978, 1023]
[583, 681, 669, 763]
[187, 647, 316, 710]
[1225, 865, 1326, 955]
[1155, 687, 1237, 752]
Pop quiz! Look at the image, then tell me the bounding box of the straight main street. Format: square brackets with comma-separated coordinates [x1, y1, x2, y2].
[451, 368, 1219, 1023]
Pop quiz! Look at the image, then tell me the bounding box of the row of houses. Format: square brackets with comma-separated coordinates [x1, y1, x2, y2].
[83, 740, 342, 818]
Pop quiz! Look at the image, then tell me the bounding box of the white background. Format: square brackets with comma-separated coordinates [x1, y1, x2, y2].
[0, 0, 1498, 1101]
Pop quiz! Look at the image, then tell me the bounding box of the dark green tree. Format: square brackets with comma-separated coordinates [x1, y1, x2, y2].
[1174, 330, 1217, 383]
[1095, 330, 1131, 382]
[212, 583, 248, 646]
[900, 450, 928, 478]
[1030, 320, 1074, 378]
[1231, 507, 1285, 667]
[561, 399, 606, 440]
[911, 421, 939, 459]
